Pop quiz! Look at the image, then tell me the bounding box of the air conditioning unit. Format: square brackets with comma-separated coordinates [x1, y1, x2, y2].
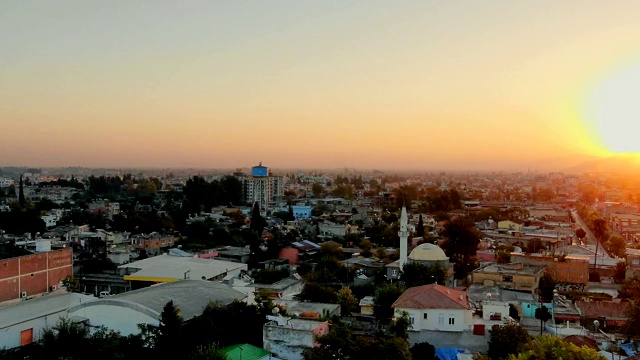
[50, 285, 57, 291]
[21, 291, 27, 298]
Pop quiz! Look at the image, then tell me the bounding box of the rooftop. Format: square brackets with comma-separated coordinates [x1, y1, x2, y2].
[473, 263, 545, 276]
[392, 284, 470, 310]
[274, 300, 340, 318]
[70, 280, 246, 321]
[222, 344, 271, 360]
[0, 292, 96, 329]
[119, 254, 247, 281]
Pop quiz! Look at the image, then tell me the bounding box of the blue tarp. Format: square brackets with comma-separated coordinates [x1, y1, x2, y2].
[436, 348, 464, 360]
[620, 343, 636, 356]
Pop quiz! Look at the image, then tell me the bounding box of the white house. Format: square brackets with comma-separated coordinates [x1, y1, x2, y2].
[392, 284, 473, 332]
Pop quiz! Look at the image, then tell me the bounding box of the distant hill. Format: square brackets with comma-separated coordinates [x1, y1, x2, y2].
[528, 154, 602, 173]
[562, 153, 640, 174]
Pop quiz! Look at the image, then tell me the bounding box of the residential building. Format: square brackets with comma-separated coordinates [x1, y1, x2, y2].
[511, 253, 589, 286]
[626, 248, 640, 279]
[238, 163, 284, 211]
[392, 284, 473, 332]
[471, 263, 545, 294]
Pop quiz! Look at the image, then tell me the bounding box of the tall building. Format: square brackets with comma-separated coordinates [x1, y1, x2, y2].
[239, 163, 283, 211]
[399, 206, 409, 270]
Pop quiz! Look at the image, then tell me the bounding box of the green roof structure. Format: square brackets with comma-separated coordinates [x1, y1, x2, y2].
[221, 343, 271, 360]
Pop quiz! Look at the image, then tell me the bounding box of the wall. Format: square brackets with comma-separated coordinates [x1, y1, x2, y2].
[396, 308, 471, 332]
[472, 271, 540, 294]
[408, 329, 489, 353]
[263, 323, 325, 360]
[513, 254, 589, 285]
[68, 302, 159, 336]
[0, 248, 72, 302]
[0, 309, 68, 349]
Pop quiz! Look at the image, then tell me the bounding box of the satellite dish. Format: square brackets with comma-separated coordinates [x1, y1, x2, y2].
[272, 307, 280, 315]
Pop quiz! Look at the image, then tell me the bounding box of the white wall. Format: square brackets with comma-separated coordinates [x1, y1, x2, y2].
[0, 311, 67, 349]
[482, 302, 510, 321]
[68, 304, 158, 336]
[396, 308, 471, 332]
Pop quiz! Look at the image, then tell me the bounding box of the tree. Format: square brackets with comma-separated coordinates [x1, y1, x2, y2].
[614, 261, 627, 284]
[18, 175, 25, 206]
[592, 217, 608, 271]
[622, 301, 640, 341]
[303, 321, 356, 360]
[61, 275, 80, 292]
[359, 239, 373, 257]
[287, 204, 295, 222]
[488, 323, 532, 360]
[510, 335, 606, 360]
[538, 274, 557, 302]
[311, 183, 325, 198]
[249, 202, 265, 236]
[389, 311, 411, 340]
[607, 234, 627, 259]
[416, 214, 425, 238]
[410, 341, 437, 360]
[441, 218, 480, 279]
[619, 276, 640, 300]
[400, 262, 447, 288]
[336, 287, 358, 315]
[373, 282, 404, 323]
[158, 300, 184, 352]
[534, 305, 552, 335]
[188, 344, 227, 360]
[575, 228, 587, 242]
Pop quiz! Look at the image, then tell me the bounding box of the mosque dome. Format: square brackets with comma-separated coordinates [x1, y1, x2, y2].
[408, 243, 449, 262]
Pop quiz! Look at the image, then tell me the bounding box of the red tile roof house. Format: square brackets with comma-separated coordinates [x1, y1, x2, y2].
[392, 284, 473, 332]
[575, 300, 628, 329]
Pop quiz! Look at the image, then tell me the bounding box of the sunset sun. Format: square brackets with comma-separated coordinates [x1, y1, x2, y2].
[584, 64, 640, 154]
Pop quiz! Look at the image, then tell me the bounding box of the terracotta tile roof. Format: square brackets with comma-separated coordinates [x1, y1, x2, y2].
[563, 335, 598, 350]
[392, 284, 470, 310]
[575, 301, 628, 319]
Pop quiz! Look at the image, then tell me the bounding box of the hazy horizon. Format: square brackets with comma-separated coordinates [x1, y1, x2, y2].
[3, 1, 640, 170]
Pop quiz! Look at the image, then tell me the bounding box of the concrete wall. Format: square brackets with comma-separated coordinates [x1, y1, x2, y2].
[472, 271, 540, 294]
[0, 309, 68, 349]
[482, 302, 510, 321]
[396, 308, 471, 332]
[408, 329, 489, 354]
[263, 323, 326, 360]
[0, 248, 72, 302]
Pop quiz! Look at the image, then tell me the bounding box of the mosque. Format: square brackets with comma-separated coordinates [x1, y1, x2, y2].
[385, 206, 454, 284]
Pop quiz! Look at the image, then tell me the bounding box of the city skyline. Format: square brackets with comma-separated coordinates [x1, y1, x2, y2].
[3, 1, 640, 170]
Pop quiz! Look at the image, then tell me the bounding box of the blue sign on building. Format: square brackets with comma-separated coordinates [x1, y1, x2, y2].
[251, 164, 269, 177]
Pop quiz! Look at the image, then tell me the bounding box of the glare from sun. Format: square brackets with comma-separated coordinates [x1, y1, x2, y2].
[584, 64, 640, 154]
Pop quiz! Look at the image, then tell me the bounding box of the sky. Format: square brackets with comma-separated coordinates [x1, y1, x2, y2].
[2, 1, 640, 171]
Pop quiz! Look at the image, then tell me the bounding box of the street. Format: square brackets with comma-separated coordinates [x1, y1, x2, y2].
[571, 208, 611, 259]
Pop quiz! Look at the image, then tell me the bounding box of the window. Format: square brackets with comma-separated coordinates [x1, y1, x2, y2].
[410, 317, 415, 324]
[502, 275, 513, 283]
[423, 313, 428, 319]
[449, 316, 455, 325]
[633, 259, 640, 265]
[438, 314, 444, 326]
